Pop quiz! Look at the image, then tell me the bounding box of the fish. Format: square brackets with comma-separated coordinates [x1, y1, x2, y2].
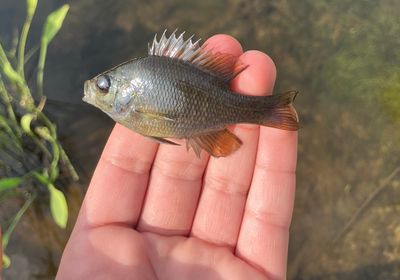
[83, 30, 299, 157]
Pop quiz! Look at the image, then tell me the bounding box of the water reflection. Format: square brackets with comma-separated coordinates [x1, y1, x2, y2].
[1, 0, 399, 279]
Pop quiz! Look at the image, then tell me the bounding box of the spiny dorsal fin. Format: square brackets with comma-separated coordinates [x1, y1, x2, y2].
[148, 29, 247, 83]
[186, 129, 242, 158]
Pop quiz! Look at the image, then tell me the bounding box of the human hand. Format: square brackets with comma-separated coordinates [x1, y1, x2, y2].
[56, 34, 297, 280]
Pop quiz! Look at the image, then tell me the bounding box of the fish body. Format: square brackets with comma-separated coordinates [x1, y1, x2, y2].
[83, 30, 299, 157]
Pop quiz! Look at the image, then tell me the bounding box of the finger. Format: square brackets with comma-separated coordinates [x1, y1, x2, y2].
[204, 34, 244, 56]
[236, 128, 297, 279]
[137, 34, 243, 236]
[75, 124, 158, 229]
[191, 50, 277, 248]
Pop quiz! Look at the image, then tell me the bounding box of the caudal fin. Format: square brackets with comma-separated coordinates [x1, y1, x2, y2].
[261, 90, 299, 131]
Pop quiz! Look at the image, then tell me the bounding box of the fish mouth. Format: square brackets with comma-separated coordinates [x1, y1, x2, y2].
[82, 80, 92, 104]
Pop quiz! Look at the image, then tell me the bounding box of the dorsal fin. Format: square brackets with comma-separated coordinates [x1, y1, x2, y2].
[148, 30, 247, 83]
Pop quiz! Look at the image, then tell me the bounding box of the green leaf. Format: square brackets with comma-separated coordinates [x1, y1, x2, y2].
[31, 171, 51, 185]
[37, 4, 69, 97]
[41, 5, 69, 45]
[34, 126, 53, 142]
[20, 113, 35, 135]
[0, 177, 23, 192]
[48, 184, 68, 228]
[2, 254, 11, 269]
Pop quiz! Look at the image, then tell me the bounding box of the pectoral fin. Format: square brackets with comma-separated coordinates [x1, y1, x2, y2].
[187, 129, 242, 158]
[135, 109, 176, 122]
[148, 136, 179, 145]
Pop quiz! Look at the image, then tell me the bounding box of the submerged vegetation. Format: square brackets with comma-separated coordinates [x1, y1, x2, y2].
[0, 0, 77, 268]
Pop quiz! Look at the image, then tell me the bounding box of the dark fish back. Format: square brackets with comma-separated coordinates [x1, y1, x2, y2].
[130, 56, 252, 137]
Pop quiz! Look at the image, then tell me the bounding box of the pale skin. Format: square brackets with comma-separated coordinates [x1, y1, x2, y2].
[56, 35, 297, 280]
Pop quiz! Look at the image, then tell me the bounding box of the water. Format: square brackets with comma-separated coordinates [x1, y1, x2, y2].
[1, 0, 400, 279]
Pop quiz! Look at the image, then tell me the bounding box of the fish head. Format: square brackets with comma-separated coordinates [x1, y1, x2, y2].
[83, 71, 117, 116]
[83, 65, 139, 121]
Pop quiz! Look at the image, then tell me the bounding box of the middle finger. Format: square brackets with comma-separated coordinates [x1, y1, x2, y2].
[191, 50, 277, 248]
[137, 34, 243, 236]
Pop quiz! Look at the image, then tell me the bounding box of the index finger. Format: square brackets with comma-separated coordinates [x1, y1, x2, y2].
[75, 124, 158, 229]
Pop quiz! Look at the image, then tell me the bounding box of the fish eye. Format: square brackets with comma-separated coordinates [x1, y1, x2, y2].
[96, 75, 111, 94]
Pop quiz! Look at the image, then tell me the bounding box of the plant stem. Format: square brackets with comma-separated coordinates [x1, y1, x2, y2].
[17, 7, 35, 78]
[0, 43, 23, 86]
[59, 145, 79, 181]
[2, 193, 36, 251]
[24, 44, 39, 65]
[333, 166, 400, 243]
[0, 116, 22, 150]
[37, 112, 78, 180]
[36, 43, 47, 98]
[0, 41, 8, 64]
[31, 136, 52, 158]
[0, 78, 17, 123]
[0, 41, 35, 108]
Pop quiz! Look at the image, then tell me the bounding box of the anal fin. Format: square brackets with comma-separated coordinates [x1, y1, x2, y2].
[187, 129, 242, 158]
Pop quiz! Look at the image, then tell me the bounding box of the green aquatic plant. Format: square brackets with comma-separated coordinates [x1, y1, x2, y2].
[0, 0, 77, 268]
[380, 72, 400, 125]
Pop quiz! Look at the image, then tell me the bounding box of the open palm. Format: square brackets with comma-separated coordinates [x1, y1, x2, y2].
[57, 35, 297, 280]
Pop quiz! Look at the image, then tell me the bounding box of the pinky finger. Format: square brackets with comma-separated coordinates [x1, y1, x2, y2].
[236, 128, 297, 279]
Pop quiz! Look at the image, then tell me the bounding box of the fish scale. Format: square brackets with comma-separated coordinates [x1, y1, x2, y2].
[128, 56, 241, 137]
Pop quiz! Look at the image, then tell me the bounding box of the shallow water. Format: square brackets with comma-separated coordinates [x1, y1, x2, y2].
[1, 0, 400, 279]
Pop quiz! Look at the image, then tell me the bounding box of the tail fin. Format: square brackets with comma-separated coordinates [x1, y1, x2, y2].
[261, 90, 299, 131]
